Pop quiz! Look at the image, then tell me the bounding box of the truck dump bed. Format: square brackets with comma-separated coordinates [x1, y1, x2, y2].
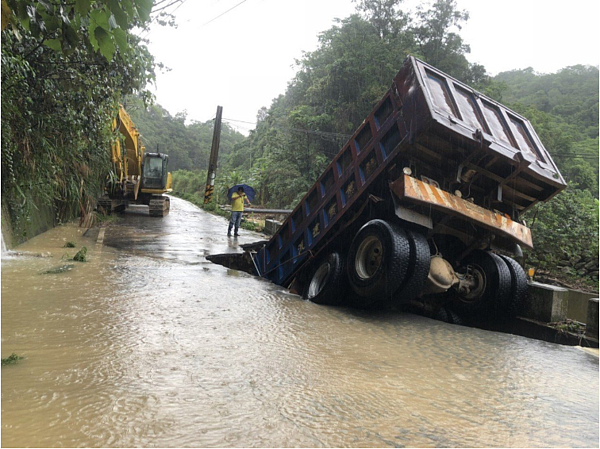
[253, 56, 566, 287]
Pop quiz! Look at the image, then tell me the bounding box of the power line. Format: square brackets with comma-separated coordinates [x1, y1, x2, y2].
[152, 0, 186, 14]
[223, 118, 256, 125]
[223, 117, 352, 139]
[222, 118, 598, 160]
[170, 0, 188, 15]
[201, 0, 249, 26]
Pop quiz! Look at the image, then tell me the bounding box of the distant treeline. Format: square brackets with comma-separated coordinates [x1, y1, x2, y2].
[124, 97, 245, 172]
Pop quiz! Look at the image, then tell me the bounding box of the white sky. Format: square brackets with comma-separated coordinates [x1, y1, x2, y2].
[146, 0, 599, 133]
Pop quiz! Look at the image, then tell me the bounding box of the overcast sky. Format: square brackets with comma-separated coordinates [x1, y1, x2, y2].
[145, 0, 599, 133]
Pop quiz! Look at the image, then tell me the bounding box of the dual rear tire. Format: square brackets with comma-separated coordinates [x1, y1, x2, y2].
[302, 219, 431, 307]
[347, 220, 431, 307]
[302, 220, 528, 324]
[346, 220, 411, 303]
[452, 250, 527, 320]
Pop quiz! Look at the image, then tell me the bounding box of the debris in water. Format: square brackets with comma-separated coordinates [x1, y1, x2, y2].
[42, 264, 75, 274]
[63, 241, 76, 248]
[550, 319, 587, 337]
[2, 353, 23, 366]
[73, 247, 87, 262]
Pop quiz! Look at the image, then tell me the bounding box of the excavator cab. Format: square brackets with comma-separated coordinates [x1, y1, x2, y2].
[142, 153, 169, 190]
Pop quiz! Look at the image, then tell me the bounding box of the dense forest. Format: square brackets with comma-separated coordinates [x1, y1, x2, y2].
[1, 0, 597, 287]
[496, 66, 599, 196]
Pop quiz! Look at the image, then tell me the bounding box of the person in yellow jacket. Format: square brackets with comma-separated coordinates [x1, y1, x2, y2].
[228, 186, 251, 237]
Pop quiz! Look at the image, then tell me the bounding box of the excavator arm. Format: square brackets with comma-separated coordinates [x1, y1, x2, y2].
[111, 105, 144, 186]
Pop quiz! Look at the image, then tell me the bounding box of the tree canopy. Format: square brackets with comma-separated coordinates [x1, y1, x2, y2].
[1, 0, 176, 236]
[3, 0, 154, 60]
[495, 66, 599, 196]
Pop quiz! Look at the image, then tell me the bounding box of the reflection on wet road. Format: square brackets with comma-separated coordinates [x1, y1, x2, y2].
[2, 197, 598, 447]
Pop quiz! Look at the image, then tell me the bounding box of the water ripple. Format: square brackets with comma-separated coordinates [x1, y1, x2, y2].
[2, 199, 598, 447]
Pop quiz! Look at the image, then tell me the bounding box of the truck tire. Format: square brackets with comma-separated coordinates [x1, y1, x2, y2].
[393, 230, 431, 304]
[303, 252, 346, 306]
[499, 255, 528, 317]
[436, 306, 463, 325]
[453, 250, 511, 319]
[347, 219, 410, 300]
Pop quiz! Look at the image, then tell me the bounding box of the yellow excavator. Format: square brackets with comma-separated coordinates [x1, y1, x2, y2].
[98, 105, 172, 217]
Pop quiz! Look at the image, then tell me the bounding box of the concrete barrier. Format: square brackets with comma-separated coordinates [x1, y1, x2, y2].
[566, 289, 599, 323]
[521, 282, 569, 323]
[264, 219, 281, 235]
[521, 282, 599, 343]
[586, 298, 599, 339]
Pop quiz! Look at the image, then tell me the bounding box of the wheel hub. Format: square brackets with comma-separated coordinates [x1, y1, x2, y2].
[355, 235, 383, 280]
[459, 265, 486, 302]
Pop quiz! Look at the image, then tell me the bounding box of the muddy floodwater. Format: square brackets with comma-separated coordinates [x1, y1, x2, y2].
[2, 197, 598, 447]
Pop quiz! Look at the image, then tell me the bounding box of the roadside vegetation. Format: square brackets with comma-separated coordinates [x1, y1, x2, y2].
[170, 170, 260, 232]
[1, 0, 170, 241]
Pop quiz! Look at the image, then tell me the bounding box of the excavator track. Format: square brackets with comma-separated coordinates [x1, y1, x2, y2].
[97, 195, 128, 214]
[97, 196, 113, 214]
[148, 196, 170, 217]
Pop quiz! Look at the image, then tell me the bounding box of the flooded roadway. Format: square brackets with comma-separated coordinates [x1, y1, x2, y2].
[2, 197, 598, 447]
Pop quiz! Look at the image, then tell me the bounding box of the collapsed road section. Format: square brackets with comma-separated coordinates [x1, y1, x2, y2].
[209, 56, 567, 323]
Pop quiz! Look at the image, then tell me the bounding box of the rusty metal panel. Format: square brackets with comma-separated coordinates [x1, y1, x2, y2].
[392, 175, 533, 249]
[410, 57, 566, 192]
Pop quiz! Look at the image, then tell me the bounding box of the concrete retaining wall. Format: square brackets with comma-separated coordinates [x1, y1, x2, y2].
[264, 219, 281, 235]
[521, 282, 569, 323]
[521, 282, 598, 343]
[586, 298, 599, 339]
[1, 200, 57, 248]
[566, 289, 599, 323]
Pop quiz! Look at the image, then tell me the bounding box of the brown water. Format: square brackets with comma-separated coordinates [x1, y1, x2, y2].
[2, 198, 598, 447]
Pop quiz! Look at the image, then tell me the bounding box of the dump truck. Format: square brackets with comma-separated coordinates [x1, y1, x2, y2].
[98, 105, 173, 217]
[243, 56, 566, 320]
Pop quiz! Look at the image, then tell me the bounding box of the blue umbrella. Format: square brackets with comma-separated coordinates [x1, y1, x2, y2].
[227, 184, 256, 203]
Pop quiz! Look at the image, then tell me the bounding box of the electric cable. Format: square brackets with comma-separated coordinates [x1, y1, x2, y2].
[201, 0, 249, 26]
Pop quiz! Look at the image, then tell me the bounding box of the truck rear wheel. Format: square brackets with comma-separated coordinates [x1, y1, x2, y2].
[393, 230, 431, 304]
[303, 252, 345, 306]
[453, 250, 511, 319]
[347, 219, 410, 301]
[499, 255, 528, 317]
[436, 306, 463, 325]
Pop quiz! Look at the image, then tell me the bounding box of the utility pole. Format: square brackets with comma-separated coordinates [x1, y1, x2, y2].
[204, 105, 223, 205]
